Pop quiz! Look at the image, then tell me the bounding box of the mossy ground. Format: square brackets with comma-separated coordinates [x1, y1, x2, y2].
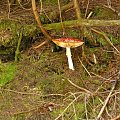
[0, 42, 120, 119]
[0, 0, 120, 120]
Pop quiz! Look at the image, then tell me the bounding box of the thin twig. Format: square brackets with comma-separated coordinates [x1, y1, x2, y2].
[85, 0, 90, 18]
[87, 11, 93, 19]
[78, 57, 92, 77]
[11, 106, 45, 116]
[111, 114, 120, 120]
[39, 0, 43, 13]
[106, 107, 112, 119]
[55, 94, 81, 120]
[0, 88, 64, 97]
[11, 102, 61, 116]
[70, 92, 78, 120]
[107, 0, 111, 7]
[7, 0, 10, 19]
[91, 28, 120, 54]
[96, 80, 117, 120]
[58, 0, 65, 35]
[43, 10, 52, 22]
[33, 40, 48, 49]
[67, 79, 93, 95]
[85, 95, 89, 120]
[72, 103, 77, 120]
[91, 72, 110, 81]
[15, 30, 23, 62]
[103, 0, 120, 16]
[18, 0, 31, 10]
[40, 0, 53, 22]
[63, 91, 88, 102]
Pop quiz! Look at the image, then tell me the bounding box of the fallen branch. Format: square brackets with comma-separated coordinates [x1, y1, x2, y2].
[96, 80, 117, 120]
[0, 88, 64, 97]
[78, 57, 92, 77]
[33, 40, 48, 49]
[55, 94, 81, 120]
[67, 79, 93, 95]
[44, 19, 120, 30]
[91, 28, 120, 54]
[11, 102, 60, 116]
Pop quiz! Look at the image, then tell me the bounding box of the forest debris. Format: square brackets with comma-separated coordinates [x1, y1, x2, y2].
[55, 94, 81, 120]
[111, 113, 120, 120]
[78, 57, 92, 77]
[67, 79, 92, 95]
[0, 87, 65, 97]
[15, 29, 23, 62]
[91, 28, 120, 54]
[33, 40, 48, 49]
[96, 80, 117, 120]
[44, 19, 120, 30]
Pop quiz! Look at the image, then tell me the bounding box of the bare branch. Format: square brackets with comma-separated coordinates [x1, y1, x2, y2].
[96, 81, 117, 120]
[31, 0, 52, 40]
[67, 79, 93, 95]
[91, 28, 120, 54]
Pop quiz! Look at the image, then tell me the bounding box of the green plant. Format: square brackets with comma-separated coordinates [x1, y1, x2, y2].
[0, 63, 16, 86]
[109, 34, 120, 45]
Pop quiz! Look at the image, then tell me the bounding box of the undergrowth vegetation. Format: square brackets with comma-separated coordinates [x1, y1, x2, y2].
[0, 63, 16, 86]
[0, 0, 120, 120]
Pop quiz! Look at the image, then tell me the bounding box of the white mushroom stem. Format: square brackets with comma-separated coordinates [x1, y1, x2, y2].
[66, 47, 74, 70]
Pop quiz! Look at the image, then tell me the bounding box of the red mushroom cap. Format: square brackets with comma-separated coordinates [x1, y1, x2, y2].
[52, 38, 84, 48]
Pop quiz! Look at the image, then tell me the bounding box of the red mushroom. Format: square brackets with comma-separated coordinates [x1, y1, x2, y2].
[52, 38, 84, 70]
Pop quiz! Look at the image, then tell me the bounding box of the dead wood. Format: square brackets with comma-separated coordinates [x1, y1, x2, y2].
[44, 19, 120, 30]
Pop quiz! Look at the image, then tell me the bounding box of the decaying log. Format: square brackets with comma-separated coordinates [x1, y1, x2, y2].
[44, 19, 120, 30]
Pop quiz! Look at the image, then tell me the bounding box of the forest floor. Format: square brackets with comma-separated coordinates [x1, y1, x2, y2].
[0, 0, 120, 120]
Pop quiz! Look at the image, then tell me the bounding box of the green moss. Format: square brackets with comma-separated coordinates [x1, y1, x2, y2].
[67, 29, 80, 38]
[0, 19, 39, 60]
[86, 96, 101, 118]
[38, 74, 65, 93]
[51, 102, 85, 119]
[92, 33, 120, 47]
[0, 20, 20, 37]
[109, 34, 120, 45]
[0, 63, 16, 86]
[97, 37, 107, 46]
[0, 49, 13, 55]
[11, 114, 26, 120]
[23, 24, 37, 36]
[92, 79, 101, 85]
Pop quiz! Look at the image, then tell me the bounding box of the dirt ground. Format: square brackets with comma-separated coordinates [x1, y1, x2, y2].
[0, 0, 120, 120]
